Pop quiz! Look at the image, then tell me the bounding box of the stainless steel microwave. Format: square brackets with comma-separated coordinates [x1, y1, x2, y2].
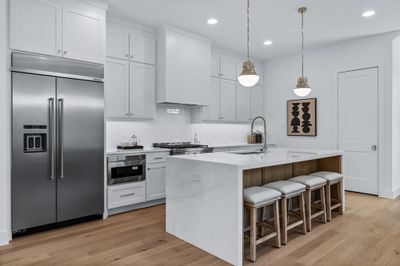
[107, 154, 146, 185]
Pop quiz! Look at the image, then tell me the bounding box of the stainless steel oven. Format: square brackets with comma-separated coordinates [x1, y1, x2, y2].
[107, 154, 146, 185]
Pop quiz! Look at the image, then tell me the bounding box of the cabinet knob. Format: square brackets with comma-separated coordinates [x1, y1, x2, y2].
[220, 73, 224, 77]
[63, 51, 67, 55]
[57, 50, 62, 54]
[126, 54, 129, 58]
[130, 113, 134, 116]
[130, 55, 134, 59]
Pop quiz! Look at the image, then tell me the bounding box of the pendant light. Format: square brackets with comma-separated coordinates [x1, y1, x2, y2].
[238, 0, 259, 87]
[293, 7, 311, 97]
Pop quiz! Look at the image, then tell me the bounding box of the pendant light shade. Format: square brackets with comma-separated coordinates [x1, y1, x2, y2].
[238, 61, 260, 87]
[238, 0, 259, 88]
[293, 7, 311, 97]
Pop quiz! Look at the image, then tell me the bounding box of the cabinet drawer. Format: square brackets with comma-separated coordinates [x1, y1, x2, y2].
[108, 181, 145, 209]
[146, 152, 168, 164]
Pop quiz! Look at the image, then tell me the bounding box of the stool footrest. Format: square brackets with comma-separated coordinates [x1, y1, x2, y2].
[256, 232, 278, 245]
[287, 220, 304, 230]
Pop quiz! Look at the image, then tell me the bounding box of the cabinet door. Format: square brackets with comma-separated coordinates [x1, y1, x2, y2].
[203, 77, 220, 121]
[105, 58, 130, 118]
[129, 62, 156, 119]
[10, 0, 62, 56]
[237, 84, 251, 122]
[107, 28, 129, 60]
[146, 163, 166, 201]
[251, 85, 264, 119]
[220, 56, 238, 80]
[130, 34, 156, 65]
[220, 79, 237, 121]
[62, 5, 105, 63]
[211, 54, 220, 77]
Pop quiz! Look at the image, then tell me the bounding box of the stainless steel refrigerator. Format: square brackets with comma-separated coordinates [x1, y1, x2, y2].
[11, 52, 104, 232]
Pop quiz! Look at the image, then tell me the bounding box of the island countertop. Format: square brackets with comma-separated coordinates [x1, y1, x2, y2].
[169, 147, 344, 170]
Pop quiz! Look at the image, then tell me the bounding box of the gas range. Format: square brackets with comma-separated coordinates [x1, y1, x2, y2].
[153, 142, 212, 155]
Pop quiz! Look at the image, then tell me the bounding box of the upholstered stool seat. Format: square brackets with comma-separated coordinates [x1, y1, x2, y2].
[289, 175, 327, 231]
[244, 186, 281, 207]
[243, 186, 281, 262]
[263, 181, 307, 245]
[310, 171, 344, 221]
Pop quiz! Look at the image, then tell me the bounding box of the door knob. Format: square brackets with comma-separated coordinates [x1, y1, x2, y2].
[372, 145, 377, 151]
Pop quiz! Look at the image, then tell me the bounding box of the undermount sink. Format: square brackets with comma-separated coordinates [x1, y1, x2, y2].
[229, 150, 266, 155]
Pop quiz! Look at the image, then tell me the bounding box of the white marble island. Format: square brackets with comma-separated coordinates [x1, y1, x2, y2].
[166, 148, 344, 265]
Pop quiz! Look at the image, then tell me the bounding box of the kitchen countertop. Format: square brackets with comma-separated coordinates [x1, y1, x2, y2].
[106, 147, 170, 156]
[169, 147, 343, 170]
[208, 143, 265, 148]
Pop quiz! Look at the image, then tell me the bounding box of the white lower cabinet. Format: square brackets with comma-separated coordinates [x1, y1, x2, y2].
[108, 181, 146, 209]
[146, 163, 167, 201]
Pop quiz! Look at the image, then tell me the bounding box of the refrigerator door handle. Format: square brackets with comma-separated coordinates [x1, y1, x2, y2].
[48, 97, 55, 180]
[58, 98, 64, 180]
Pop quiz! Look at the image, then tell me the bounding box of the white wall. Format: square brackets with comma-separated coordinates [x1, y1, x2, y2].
[392, 36, 400, 196]
[106, 105, 257, 150]
[263, 31, 400, 198]
[0, 0, 11, 245]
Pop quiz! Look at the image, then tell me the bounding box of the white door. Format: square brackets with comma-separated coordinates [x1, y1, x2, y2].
[105, 58, 130, 118]
[146, 163, 166, 201]
[130, 34, 156, 65]
[10, 0, 62, 56]
[106, 28, 129, 60]
[129, 62, 156, 119]
[220, 56, 238, 80]
[250, 85, 264, 119]
[220, 79, 237, 121]
[203, 77, 220, 121]
[62, 5, 105, 63]
[237, 84, 251, 122]
[338, 68, 379, 195]
[211, 54, 220, 78]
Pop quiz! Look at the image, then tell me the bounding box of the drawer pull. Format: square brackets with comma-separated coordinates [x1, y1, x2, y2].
[120, 192, 136, 198]
[153, 157, 163, 160]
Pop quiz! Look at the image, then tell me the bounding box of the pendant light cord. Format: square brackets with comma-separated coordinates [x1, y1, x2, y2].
[246, 0, 250, 61]
[301, 9, 304, 78]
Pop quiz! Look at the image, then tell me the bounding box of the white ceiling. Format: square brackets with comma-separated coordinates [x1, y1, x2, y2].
[106, 0, 400, 60]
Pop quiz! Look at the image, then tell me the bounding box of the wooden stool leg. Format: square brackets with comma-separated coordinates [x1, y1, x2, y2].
[338, 180, 343, 215]
[321, 186, 327, 224]
[306, 189, 312, 232]
[249, 206, 257, 262]
[299, 193, 307, 234]
[273, 200, 281, 248]
[326, 184, 332, 222]
[281, 198, 288, 245]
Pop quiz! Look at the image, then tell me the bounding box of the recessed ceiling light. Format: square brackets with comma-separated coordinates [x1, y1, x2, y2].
[263, 40, 273, 46]
[207, 18, 218, 25]
[362, 10, 376, 17]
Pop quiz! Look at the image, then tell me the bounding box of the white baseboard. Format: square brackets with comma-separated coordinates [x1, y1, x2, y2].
[392, 187, 400, 199]
[0, 230, 10, 246]
[379, 187, 400, 199]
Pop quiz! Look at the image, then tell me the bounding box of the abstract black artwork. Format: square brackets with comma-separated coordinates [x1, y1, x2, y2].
[287, 98, 317, 136]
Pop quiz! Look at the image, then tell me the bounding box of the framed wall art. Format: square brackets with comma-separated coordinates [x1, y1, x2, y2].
[287, 98, 317, 136]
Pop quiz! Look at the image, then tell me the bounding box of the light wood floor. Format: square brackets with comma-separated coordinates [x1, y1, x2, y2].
[1, 192, 400, 266]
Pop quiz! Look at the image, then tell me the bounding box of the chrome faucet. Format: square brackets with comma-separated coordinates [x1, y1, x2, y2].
[250, 116, 267, 152]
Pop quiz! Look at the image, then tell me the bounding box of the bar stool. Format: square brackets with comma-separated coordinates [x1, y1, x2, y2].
[289, 175, 327, 231]
[310, 171, 343, 221]
[243, 186, 282, 262]
[263, 181, 307, 245]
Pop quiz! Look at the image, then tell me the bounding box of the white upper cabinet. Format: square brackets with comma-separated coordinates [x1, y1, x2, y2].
[237, 84, 251, 122]
[212, 53, 238, 80]
[106, 28, 130, 60]
[220, 79, 237, 121]
[129, 62, 156, 119]
[10, 0, 106, 64]
[130, 34, 156, 65]
[107, 22, 156, 65]
[250, 85, 265, 119]
[62, 4, 105, 64]
[157, 26, 211, 105]
[105, 58, 130, 118]
[202, 77, 220, 121]
[10, 0, 62, 56]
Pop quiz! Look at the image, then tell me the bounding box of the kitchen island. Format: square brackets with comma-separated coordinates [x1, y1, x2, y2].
[166, 148, 344, 266]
